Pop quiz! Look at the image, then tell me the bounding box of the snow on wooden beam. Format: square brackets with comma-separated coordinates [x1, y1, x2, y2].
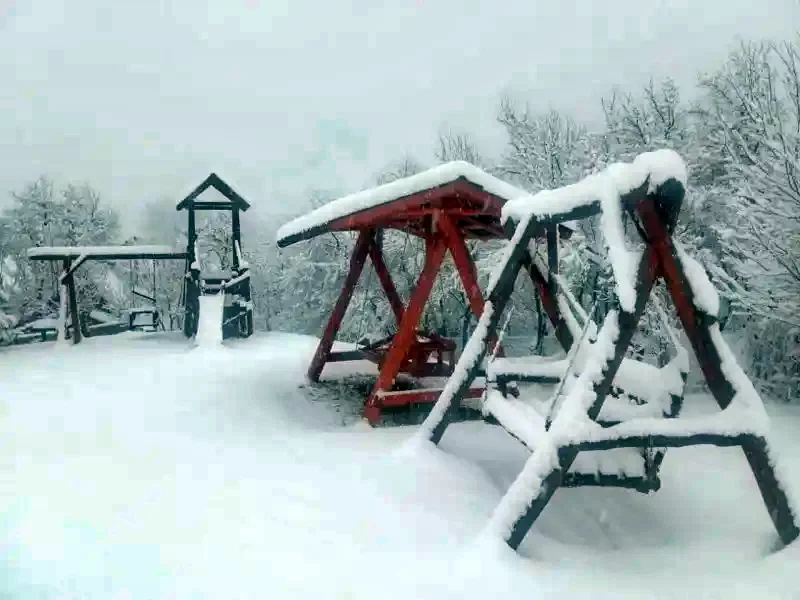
[175, 173, 252, 212]
[184, 202, 237, 211]
[277, 162, 528, 247]
[561, 472, 661, 492]
[28, 246, 187, 261]
[374, 386, 485, 408]
[571, 432, 754, 452]
[501, 149, 687, 226]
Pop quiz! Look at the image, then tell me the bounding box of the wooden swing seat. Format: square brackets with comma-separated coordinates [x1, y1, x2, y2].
[356, 330, 456, 378]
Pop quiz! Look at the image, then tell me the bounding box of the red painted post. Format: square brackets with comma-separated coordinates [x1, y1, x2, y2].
[437, 214, 483, 318]
[366, 236, 405, 326]
[363, 236, 448, 424]
[438, 213, 504, 357]
[307, 230, 372, 382]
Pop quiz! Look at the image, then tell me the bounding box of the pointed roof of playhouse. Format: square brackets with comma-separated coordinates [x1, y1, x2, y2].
[277, 161, 573, 248]
[176, 173, 251, 212]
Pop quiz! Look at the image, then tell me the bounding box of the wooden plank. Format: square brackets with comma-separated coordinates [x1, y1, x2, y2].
[364, 236, 448, 424]
[278, 179, 508, 247]
[572, 432, 753, 451]
[562, 472, 660, 492]
[307, 230, 372, 382]
[325, 350, 369, 363]
[375, 385, 484, 407]
[187, 202, 235, 211]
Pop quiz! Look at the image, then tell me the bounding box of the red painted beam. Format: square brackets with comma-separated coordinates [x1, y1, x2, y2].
[363, 236, 449, 424]
[307, 230, 372, 382]
[437, 214, 484, 318]
[366, 235, 406, 326]
[326, 180, 505, 235]
[437, 213, 505, 357]
[375, 385, 484, 407]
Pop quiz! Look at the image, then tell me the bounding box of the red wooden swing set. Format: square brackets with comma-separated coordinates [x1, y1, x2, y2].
[277, 166, 571, 424]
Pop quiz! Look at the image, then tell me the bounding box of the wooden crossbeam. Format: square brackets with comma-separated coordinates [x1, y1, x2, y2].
[571, 432, 755, 452]
[366, 235, 405, 326]
[562, 472, 661, 492]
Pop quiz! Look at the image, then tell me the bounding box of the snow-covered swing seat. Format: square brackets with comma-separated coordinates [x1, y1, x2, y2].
[484, 259, 690, 493]
[416, 149, 799, 552]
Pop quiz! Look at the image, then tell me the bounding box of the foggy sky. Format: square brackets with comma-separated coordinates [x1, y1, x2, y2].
[1, 0, 798, 231]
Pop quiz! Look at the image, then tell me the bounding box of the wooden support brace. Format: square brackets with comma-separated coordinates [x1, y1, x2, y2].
[366, 234, 405, 326]
[562, 472, 661, 493]
[522, 251, 573, 352]
[426, 217, 539, 445]
[61, 258, 82, 345]
[364, 236, 448, 424]
[437, 213, 504, 357]
[307, 230, 372, 382]
[636, 194, 800, 547]
[572, 432, 755, 452]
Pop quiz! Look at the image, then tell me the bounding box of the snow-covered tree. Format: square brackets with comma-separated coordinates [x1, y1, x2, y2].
[697, 38, 800, 399]
[0, 178, 121, 327]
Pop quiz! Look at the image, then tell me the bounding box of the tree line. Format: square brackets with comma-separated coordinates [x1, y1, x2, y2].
[1, 37, 798, 402]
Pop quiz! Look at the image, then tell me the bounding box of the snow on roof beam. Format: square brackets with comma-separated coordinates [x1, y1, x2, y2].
[27, 245, 188, 261]
[175, 173, 251, 212]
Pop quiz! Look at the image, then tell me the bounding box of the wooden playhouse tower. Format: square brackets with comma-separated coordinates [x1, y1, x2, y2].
[177, 173, 254, 340]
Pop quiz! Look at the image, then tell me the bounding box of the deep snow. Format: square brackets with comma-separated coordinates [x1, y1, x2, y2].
[1, 332, 798, 598]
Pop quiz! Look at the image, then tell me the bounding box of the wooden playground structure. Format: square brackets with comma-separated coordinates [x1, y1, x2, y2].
[280, 151, 798, 552]
[411, 150, 799, 551]
[26, 173, 254, 344]
[178, 173, 254, 341]
[277, 162, 573, 424]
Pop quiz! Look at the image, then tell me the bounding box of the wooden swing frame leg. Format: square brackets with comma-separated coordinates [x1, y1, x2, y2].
[637, 197, 799, 547]
[366, 234, 405, 327]
[522, 252, 573, 353]
[438, 214, 504, 356]
[307, 230, 372, 382]
[363, 236, 448, 424]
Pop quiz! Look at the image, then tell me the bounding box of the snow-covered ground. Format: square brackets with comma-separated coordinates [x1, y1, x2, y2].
[1, 333, 798, 599]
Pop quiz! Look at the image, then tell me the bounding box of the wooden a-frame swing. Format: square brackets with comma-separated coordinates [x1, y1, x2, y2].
[418, 150, 799, 551]
[277, 162, 574, 424]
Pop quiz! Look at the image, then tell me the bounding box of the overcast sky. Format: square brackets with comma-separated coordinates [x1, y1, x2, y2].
[1, 0, 798, 230]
